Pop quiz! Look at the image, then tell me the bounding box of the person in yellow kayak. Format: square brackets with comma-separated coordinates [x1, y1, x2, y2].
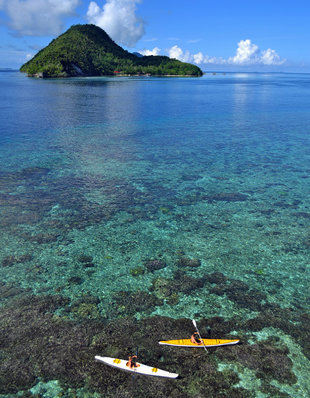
[126, 355, 140, 369]
[191, 331, 203, 345]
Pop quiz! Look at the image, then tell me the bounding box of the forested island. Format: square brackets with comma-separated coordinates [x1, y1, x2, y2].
[20, 24, 202, 78]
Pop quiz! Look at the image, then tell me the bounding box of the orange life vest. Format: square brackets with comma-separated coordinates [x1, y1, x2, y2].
[126, 355, 139, 369]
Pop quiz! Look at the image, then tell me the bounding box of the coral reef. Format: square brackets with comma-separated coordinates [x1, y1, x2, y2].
[71, 302, 100, 319]
[2, 254, 33, 267]
[216, 340, 297, 385]
[77, 254, 93, 264]
[0, 295, 262, 397]
[130, 266, 145, 276]
[0, 281, 29, 300]
[176, 256, 201, 268]
[107, 290, 163, 318]
[150, 277, 174, 300]
[0, 166, 152, 239]
[210, 278, 267, 312]
[203, 192, 249, 202]
[150, 271, 205, 301]
[144, 258, 167, 272]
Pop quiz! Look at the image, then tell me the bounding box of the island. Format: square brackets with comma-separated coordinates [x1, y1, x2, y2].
[20, 24, 203, 78]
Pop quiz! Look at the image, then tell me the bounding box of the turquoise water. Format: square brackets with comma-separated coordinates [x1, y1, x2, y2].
[0, 71, 309, 397]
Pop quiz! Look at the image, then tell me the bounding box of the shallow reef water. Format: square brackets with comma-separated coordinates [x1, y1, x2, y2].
[0, 72, 310, 397]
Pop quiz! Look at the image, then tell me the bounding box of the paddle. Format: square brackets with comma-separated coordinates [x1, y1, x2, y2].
[192, 319, 208, 353]
[134, 346, 139, 370]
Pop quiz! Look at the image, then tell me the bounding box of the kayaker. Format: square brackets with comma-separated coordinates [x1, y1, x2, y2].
[191, 332, 202, 345]
[126, 355, 140, 369]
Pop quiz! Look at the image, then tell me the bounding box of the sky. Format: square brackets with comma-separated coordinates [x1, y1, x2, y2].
[0, 0, 309, 72]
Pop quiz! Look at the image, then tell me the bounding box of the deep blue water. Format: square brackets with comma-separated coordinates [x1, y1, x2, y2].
[0, 71, 310, 397]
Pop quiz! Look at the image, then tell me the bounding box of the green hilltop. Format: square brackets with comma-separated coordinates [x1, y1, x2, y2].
[20, 24, 203, 78]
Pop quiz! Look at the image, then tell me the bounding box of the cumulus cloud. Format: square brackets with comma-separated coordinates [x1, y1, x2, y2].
[86, 0, 145, 47]
[193, 52, 203, 64]
[168, 45, 191, 63]
[227, 39, 285, 65]
[0, 0, 79, 36]
[168, 39, 285, 67]
[260, 48, 284, 65]
[139, 47, 161, 56]
[228, 39, 260, 64]
[168, 45, 226, 65]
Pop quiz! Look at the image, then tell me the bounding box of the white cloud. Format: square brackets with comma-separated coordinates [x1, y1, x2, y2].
[168, 45, 223, 65]
[86, 0, 145, 47]
[193, 52, 203, 64]
[168, 45, 182, 60]
[0, 0, 79, 36]
[229, 39, 285, 65]
[167, 39, 285, 67]
[228, 39, 259, 64]
[168, 45, 191, 63]
[139, 47, 161, 56]
[261, 48, 285, 65]
[193, 53, 225, 65]
[142, 37, 158, 42]
[186, 39, 201, 44]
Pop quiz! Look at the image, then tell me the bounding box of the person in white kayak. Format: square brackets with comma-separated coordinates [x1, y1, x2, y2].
[126, 355, 140, 370]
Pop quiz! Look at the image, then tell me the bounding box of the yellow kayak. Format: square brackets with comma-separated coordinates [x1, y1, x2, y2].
[159, 338, 239, 347]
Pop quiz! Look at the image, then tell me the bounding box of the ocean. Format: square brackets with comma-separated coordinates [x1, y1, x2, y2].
[0, 71, 309, 397]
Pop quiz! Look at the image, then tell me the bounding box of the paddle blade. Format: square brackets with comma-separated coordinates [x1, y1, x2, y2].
[192, 319, 197, 328]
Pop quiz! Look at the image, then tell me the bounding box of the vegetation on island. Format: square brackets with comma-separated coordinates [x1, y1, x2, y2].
[20, 24, 203, 78]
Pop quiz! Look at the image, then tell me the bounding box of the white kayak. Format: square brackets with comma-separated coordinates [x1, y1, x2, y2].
[95, 356, 179, 379]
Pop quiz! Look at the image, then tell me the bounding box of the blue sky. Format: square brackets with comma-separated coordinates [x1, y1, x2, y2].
[0, 0, 309, 71]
